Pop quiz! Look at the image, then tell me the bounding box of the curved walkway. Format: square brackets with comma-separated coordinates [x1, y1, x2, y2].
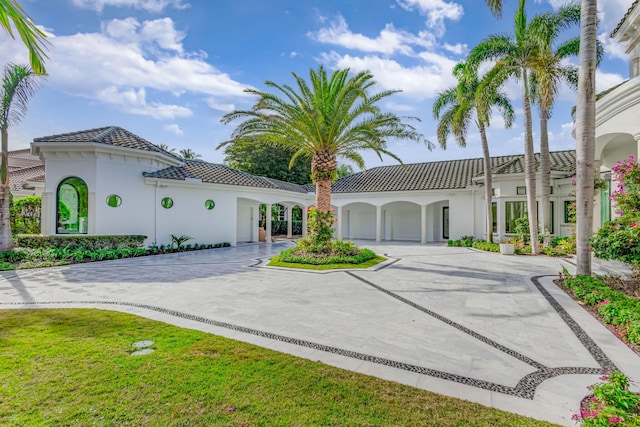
[1, 242, 639, 426]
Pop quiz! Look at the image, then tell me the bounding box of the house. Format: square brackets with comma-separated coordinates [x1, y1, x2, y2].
[593, 0, 640, 227]
[8, 148, 45, 198]
[30, 126, 579, 246]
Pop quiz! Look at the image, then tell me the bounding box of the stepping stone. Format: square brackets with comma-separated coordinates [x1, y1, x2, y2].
[132, 340, 154, 348]
[130, 348, 155, 356]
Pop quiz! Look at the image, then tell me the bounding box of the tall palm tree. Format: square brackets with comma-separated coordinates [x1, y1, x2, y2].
[0, 63, 39, 249]
[467, 0, 541, 254]
[485, 0, 503, 17]
[529, 3, 581, 247]
[219, 66, 425, 213]
[0, 0, 48, 75]
[157, 143, 177, 154]
[433, 61, 514, 243]
[179, 148, 202, 160]
[575, 0, 598, 276]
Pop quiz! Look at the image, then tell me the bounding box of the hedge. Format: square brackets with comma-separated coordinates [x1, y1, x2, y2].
[14, 235, 147, 250]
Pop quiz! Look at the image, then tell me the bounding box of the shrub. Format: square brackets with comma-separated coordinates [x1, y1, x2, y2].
[14, 235, 147, 250]
[10, 195, 41, 235]
[280, 240, 377, 265]
[306, 206, 335, 249]
[591, 156, 640, 269]
[561, 271, 640, 345]
[472, 240, 499, 252]
[573, 371, 639, 426]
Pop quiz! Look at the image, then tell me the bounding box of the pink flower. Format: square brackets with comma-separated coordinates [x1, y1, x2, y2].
[227, 407, 233, 413]
[631, 222, 638, 227]
[609, 415, 625, 425]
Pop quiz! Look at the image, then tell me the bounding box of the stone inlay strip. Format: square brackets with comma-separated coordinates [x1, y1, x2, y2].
[1, 299, 519, 396]
[346, 271, 546, 369]
[0, 274, 614, 400]
[530, 275, 617, 371]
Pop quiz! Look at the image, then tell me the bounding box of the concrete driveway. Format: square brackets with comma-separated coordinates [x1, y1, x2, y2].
[1, 242, 639, 426]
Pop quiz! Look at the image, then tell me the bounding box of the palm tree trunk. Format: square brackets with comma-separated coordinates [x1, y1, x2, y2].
[539, 107, 551, 248]
[0, 127, 13, 250]
[312, 150, 337, 212]
[315, 179, 332, 212]
[522, 69, 539, 254]
[479, 124, 494, 243]
[575, 0, 598, 276]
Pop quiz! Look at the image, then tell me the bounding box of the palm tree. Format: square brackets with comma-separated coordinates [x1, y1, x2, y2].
[467, 0, 541, 253]
[529, 3, 581, 247]
[484, 0, 503, 17]
[157, 143, 177, 154]
[433, 61, 514, 243]
[0, 0, 48, 75]
[0, 63, 39, 249]
[179, 148, 202, 160]
[220, 66, 425, 213]
[575, 0, 598, 276]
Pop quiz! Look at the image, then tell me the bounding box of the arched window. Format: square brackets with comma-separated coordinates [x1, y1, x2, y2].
[57, 177, 89, 234]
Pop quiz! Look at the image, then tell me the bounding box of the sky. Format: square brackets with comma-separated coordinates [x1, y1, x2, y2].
[0, 0, 635, 170]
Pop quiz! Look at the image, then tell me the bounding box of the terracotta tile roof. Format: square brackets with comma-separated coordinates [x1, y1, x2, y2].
[33, 126, 181, 160]
[611, 0, 639, 37]
[331, 151, 576, 193]
[8, 148, 42, 170]
[9, 164, 45, 191]
[143, 160, 309, 193]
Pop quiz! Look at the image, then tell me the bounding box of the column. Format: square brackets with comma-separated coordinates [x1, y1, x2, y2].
[265, 203, 272, 243]
[376, 205, 382, 242]
[634, 132, 640, 161]
[41, 192, 53, 235]
[302, 206, 308, 237]
[286, 206, 293, 239]
[421, 204, 427, 244]
[337, 205, 343, 240]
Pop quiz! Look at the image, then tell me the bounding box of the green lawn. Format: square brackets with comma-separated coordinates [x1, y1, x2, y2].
[0, 309, 559, 426]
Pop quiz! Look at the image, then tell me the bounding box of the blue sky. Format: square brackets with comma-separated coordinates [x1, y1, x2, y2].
[0, 0, 634, 169]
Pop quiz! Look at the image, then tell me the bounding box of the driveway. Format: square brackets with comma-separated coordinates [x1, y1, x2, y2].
[1, 242, 639, 426]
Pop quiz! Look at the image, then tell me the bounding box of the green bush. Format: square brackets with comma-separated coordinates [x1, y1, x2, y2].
[447, 237, 474, 247]
[574, 371, 640, 426]
[10, 195, 41, 235]
[591, 220, 640, 269]
[561, 271, 640, 345]
[472, 240, 499, 252]
[280, 240, 377, 265]
[14, 235, 147, 250]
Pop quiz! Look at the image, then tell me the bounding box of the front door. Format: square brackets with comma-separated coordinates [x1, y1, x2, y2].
[442, 206, 449, 239]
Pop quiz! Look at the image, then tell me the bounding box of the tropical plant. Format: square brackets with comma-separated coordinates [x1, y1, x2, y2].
[157, 143, 177, 154]
[10, 194, 40, 234]
[179, 148, 202, 160]
[575, 0, 598, 276]
[468, 0, 578, 254]
[528, 3, 582, 247]
[0, 0, 48, 75]
[484, 0, 502, 17]
[170, 234, 192, 250]
[0, 63, 39, 250]
[223, 137, 312, 184]
[335, 163, 354, 179]
[220, 66, 426, 246]
[433, 61, 514, 243]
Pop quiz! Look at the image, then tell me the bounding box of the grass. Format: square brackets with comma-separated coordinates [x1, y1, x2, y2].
[0, 309, 559, 426]
[267, 255, 387, 270]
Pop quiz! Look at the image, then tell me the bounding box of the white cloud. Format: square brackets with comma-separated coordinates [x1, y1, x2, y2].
[443, 42, 466, 55]
[319, 51, 458, 100]
[163, 123, 184, 135]
[0, 17, 252, 120]
[386, 101, 416, 112]
[308, 14, 434, 56]
[96, 86, 192, 119]
[599, 31, 628, 60]
[595, 69, 626, 92]
[396, 0, 463, 37]
[72, 0, 189, 13]
[205, 99, 235, 112]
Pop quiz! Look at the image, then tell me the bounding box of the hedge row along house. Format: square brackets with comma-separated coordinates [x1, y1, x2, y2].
[26, 1, 640, 247]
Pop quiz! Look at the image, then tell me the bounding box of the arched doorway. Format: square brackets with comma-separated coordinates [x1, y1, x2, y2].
[57, 177, 88, 234]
